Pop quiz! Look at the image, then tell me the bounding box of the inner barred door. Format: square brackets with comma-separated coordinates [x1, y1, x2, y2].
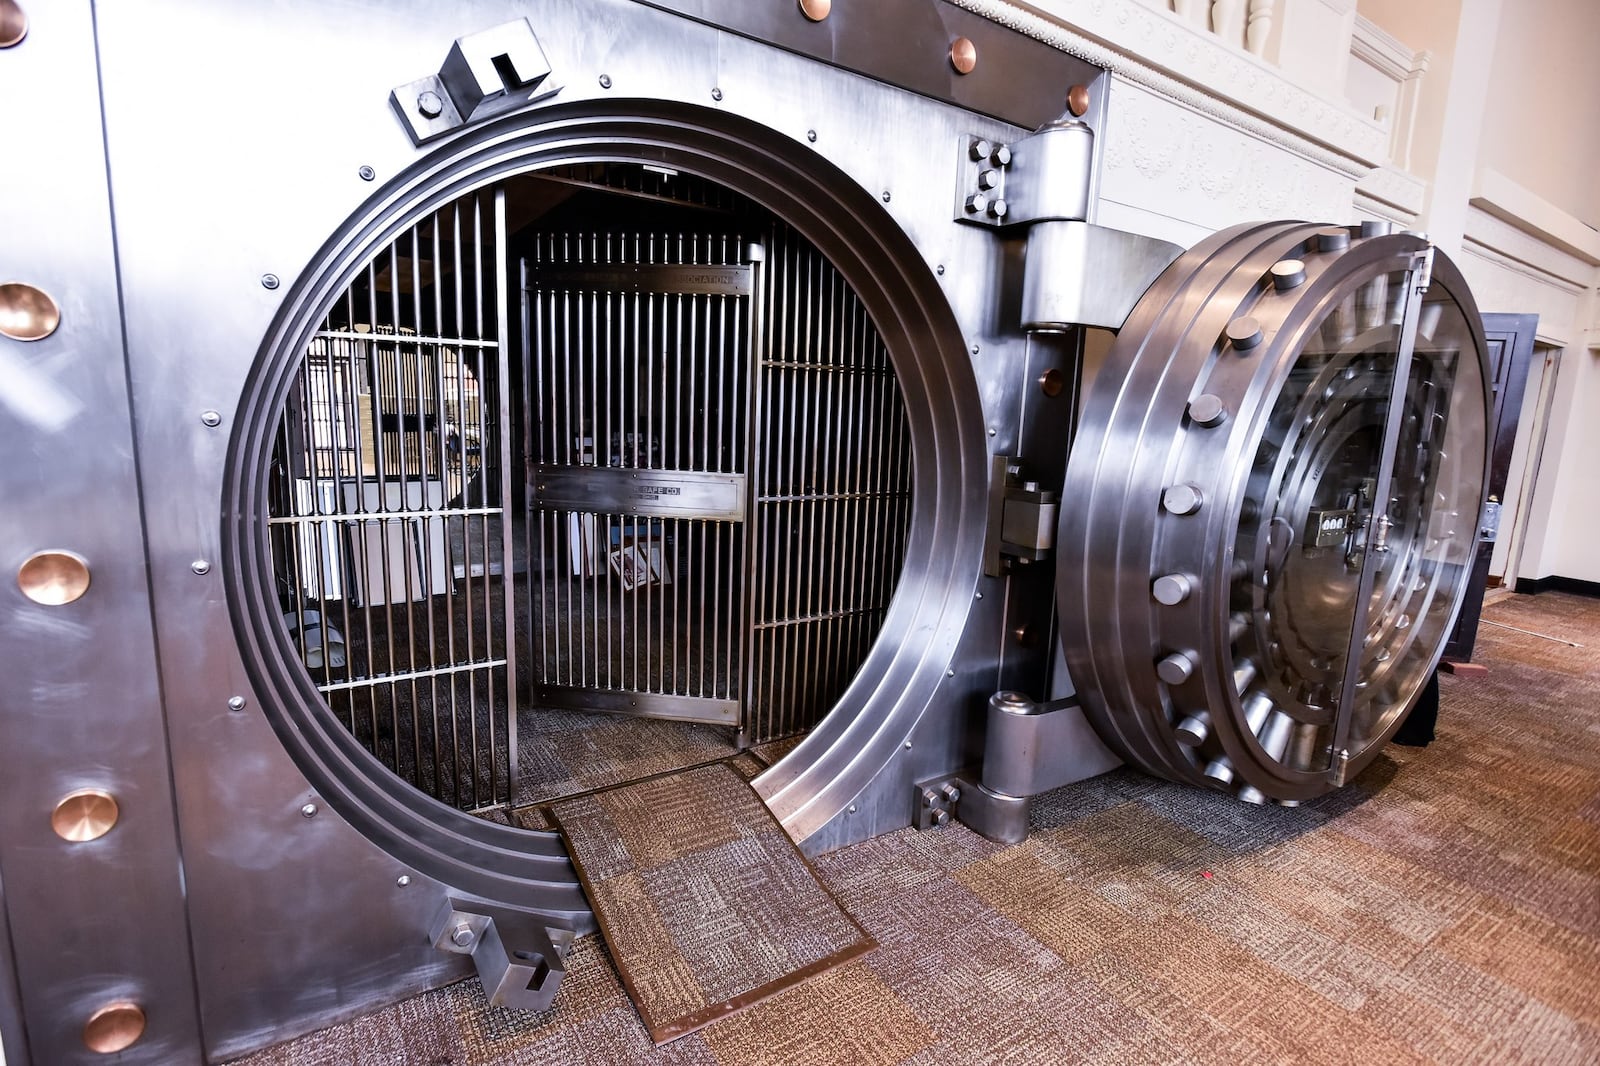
[523, 217, 912, 743]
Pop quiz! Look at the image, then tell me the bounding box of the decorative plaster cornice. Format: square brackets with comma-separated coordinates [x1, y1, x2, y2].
[947, 0, 1389, 178]
[1355, 165, 1426, 217]
[1349, 14, 1425, 81]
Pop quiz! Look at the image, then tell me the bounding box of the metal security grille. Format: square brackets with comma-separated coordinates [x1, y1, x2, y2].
[746, 225, 913, 742]
[524, 232, 753, 725]
[523, 216, 911, 745]
[266, 188, 516, 810]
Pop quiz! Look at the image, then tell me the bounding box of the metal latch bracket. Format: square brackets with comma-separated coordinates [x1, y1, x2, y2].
[431, 899, 576, 1011]
[391, 19, 562, 146]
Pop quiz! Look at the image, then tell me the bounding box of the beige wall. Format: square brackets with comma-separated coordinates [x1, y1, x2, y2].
[1355, 0, 1462, 183]
[1477, 0, 1600, 229]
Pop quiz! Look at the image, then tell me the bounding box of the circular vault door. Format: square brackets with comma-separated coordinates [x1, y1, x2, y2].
[1058, 222, 1491, 804]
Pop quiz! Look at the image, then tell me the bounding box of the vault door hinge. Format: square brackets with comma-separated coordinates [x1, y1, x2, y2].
[391, 18, 563, 145]
[1410, 245, 1435, 293]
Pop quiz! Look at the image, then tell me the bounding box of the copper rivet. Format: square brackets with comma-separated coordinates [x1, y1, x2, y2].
[1039, 368, 1065, 398]
[798, 0, 830, 21]
[950, 37, 977, 75]
[83, 1002, 145, 1054]
[52, 789, 119, 842]
[0, 0, 26, 48]
[1066, 84, 1091, 117]
[18, 550, 90, 605]
[0, 281, 61, 341]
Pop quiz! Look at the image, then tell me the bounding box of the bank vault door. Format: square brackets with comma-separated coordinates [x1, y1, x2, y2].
[524, 218, 912, 742]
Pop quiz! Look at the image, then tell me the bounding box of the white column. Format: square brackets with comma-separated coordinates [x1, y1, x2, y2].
[1418, 0, 1503, 256]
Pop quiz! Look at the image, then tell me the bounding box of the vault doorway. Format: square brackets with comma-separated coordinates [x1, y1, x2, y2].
[263, 164, 913, 815]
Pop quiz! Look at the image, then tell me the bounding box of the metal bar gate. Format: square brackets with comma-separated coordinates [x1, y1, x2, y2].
[525, 232, 753, 726]
[524, 219, 912, 744]
[268, 187, 517, 810]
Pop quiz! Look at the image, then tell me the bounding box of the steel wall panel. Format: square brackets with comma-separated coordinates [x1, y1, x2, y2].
[0, 2, 202, 1061]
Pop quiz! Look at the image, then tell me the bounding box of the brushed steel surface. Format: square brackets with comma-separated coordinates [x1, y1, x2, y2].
[0, 0, 1373, 1058]
[77, 0, 1032, 1051]
[0, 2, 203, 1062]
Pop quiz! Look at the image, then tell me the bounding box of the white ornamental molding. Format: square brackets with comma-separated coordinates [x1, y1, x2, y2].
[951, 0, 1390, 178]
[1354, 166, 1426, 218]
[1099, 77, 1350, 235]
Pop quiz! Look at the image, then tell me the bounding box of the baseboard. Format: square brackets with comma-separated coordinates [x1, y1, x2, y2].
[1513, 575, 1600, 598]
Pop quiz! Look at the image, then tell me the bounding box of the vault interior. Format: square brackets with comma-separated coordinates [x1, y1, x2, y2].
[263, 162, 914, 817]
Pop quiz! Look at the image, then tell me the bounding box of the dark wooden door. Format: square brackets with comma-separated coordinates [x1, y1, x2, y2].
[1443, 312, 1539, 662]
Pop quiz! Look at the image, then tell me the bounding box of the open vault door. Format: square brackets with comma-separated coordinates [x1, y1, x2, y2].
[1054, 222, 1491, 806]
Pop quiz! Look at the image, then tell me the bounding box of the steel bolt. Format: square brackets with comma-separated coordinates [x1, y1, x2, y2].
[806, 129, 817, 143]
[941, 783, 961, 803]
[987, 198, 1008, 219]
[711, 87, 723, 101]
[978, 169, 1000, 190]
[847, 804, 858, 814]
[931, 808, 950, 826]
[417, 90, 444, 118]
[300, 802, 318, 818]
[598, 74, 612, 89]
[450, 923, 475, 947]
[964, 193, 988, 215]
[191, 559, 211, 575]
[200, 410, 222, 427]
[990, 144, 1012, 166]
[357, 165, 375, 182]
[396, 875, 411, 887]
[227, 695, 246, 712]
[881, 190, 891, 203]
[260, 274, 279, 290]
[923, 789, 940, 807]
[969, 139, 993, 162]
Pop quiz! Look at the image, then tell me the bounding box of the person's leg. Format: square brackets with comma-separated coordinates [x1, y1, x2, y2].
[1392, 670, 1439, 747]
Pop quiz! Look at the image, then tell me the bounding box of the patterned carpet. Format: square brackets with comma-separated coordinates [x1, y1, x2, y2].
[550, 763, 874, 1043]
[234, 592, 1600, 1065]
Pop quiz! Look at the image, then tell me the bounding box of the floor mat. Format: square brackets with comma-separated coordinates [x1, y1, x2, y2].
[548, 760, 874, 1044]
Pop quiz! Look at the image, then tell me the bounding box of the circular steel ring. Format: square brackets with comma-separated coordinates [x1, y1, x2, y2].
[223, 100, 985, 908]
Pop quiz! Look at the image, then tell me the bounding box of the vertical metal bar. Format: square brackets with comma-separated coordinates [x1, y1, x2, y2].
[454, 198, 481, 808]
[433, 210, 462, 806]
[529, 240, 547, 734]
[629, 232, 641, 694]
[602, 234, 614, 693]
[645, 234, 657, 695]
[409, 219, 439, 796]
[377, 240, 403, 777]
[1331, 263, 1427, 759]
[821, 261, 845, 713]
[493, 187, 517, 807]
[739, 237, 766, 738]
